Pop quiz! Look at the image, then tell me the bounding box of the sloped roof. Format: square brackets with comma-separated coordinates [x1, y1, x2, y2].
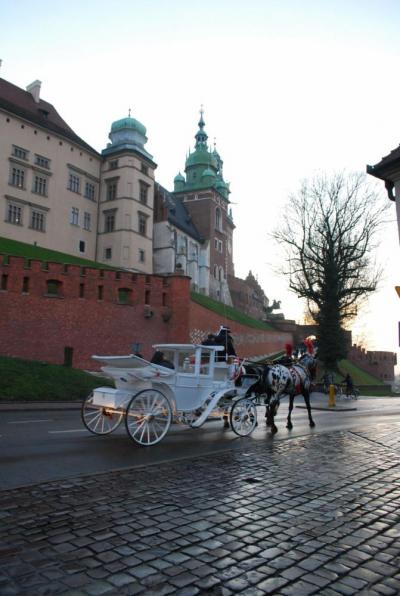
[0, 77, 99, 155]
[155, 183, 203, 242]
[367, 143, 400, 180]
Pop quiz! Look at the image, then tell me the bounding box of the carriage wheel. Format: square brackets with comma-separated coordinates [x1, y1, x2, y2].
[81, 392, 124, 435]
[230, 398, 257, 436]
[125, 389, 172, 446]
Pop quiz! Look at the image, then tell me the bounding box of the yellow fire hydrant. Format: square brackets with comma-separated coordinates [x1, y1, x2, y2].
[328, 383, 336, 407]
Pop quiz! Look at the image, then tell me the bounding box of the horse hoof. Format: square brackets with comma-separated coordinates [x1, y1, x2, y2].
[271, 427, 278, 434]
[286, 423, 293, 430]
[310, 421, 315, 428]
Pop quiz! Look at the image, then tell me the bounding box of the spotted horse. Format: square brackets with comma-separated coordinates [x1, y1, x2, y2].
[263, 350, 317, 434]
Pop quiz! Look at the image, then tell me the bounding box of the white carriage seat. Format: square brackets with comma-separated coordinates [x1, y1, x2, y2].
[213, 362, 230, 382]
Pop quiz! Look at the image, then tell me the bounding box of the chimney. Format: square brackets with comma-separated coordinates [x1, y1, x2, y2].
[26, 80, 42, 103]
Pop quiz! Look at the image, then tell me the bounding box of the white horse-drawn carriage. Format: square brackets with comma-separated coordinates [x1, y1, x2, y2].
[81, 344, 261, 446]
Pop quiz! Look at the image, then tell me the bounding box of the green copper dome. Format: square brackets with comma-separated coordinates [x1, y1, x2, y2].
[202, 167, 216, 178]
[111, 116, 146, 137]
[174, 172, 185, 182]
[186, 149, 218, 170]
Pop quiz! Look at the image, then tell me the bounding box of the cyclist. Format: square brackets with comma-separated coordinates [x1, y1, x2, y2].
[343, 373, 355, 398]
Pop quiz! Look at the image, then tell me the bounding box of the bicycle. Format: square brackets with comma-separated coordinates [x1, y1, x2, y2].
[336, 384, 359, 400]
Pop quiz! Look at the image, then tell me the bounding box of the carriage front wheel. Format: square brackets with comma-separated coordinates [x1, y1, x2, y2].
[230, 397, 258, 436]
[81, 392, 124, 435]
[125, 389, 172, 446]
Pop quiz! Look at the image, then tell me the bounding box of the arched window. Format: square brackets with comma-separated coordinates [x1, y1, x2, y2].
[218, 267, 224, 281]
[215, 207, 221, 231]
[214, 265, 218, 279]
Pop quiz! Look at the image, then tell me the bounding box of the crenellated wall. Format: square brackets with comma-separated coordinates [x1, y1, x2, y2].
[0, 255, 191, 370]
[348, 344, 396, 382]
[0, 255, 293, 371]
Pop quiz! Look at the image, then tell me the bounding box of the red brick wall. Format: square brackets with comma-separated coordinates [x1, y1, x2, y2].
[189, 301, 293, 359]
[0, 255, 190, 370]
[348, 345, 396, 382]
[0, 255, 292, 371]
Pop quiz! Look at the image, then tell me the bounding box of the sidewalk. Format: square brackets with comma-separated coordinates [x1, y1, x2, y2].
[1, 422, 400, 594]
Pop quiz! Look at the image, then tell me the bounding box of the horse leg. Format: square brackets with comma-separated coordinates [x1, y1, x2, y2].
[286, 394, 294, 430]
[303, 390, 315, 427]
[269, 397, 279, 434]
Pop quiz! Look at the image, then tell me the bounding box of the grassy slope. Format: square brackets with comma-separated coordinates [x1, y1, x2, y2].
[191, 291, 274, 330]
[0, 236, 115, 269]
[0, 356, 113, 401]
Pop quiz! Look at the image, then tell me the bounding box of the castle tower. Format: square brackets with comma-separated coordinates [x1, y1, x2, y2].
[98, 113, 157, 272]
[172, 109, 234, 304]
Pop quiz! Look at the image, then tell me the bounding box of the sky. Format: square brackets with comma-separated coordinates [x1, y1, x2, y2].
[1, 0, 399, 365]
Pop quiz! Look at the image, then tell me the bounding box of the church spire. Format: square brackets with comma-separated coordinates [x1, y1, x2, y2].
[195, 104, 208, 149]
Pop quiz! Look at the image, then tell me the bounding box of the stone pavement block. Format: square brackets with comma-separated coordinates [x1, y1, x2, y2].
[2, 427, 400, 594]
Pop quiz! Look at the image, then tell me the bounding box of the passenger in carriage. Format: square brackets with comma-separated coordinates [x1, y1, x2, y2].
[201, 333, 217, 346]
[150, 350, 175, 369]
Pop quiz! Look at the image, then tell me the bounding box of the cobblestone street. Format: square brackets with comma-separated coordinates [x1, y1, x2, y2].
[1, 423, 400, 595]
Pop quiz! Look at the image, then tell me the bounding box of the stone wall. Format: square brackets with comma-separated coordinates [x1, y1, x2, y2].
[0, 255, 292, 371]
[189, 301, 293, 359]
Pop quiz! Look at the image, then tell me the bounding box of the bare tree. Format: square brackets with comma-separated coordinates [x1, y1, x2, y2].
[273, 171, 388, 370]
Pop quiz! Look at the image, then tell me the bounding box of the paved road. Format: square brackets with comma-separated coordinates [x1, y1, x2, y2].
[1, 395, 400, 490]
[1, 395, 400, 594]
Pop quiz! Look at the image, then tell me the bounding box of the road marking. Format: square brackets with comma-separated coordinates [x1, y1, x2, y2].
[48, 429, 87, 434]
[8, 419, 53, 424]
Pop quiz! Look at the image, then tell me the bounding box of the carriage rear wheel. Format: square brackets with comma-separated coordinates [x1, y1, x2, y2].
[81, 392, 124, 435]
[230, 397, 258, 436]
[125, 389, 172, 446]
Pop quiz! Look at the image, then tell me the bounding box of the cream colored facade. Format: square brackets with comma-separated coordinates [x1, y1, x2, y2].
[0, 108, 101, 259]
[0, 77, 156, 273]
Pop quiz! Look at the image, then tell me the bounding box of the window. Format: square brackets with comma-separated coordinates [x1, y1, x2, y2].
[68, 173, 80, 193]
[7, 203, 23, 225]
[31, 210, 46, 231]
[13, 146, 28, 160]
[98, 285, 104, 300]
[139, 180, 149, 204]
[139, 249, 145, 263]
[215, 207, 222, 231]
[46, 279, 61, 296]
[109, 160, 118, 170]
[70, 207, 79, 226]
[104, 212, 115, 232]
[1, 274, 8, 290]
[138, 212, 147, 236]
[83, 212, 91, 230]
[35, 154, 50, 169]
[79, 240, 85, 253]
[79, 283, 85, 298]
[10, 167, 25, 188]
[118, 288, 131, 305]
[22, 277, 30, 293]
[214, 238, 223, 252]
[104, 247, 112, 260]
[85, 182, 95, 201]
[106, 180, 118, 201]
[33, 175, 47, 196]
[141, 163, 148, 175]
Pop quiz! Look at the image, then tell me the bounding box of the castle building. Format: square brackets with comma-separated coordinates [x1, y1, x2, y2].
[0, 76, 156, 273]
[0, 74, 274, 317]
